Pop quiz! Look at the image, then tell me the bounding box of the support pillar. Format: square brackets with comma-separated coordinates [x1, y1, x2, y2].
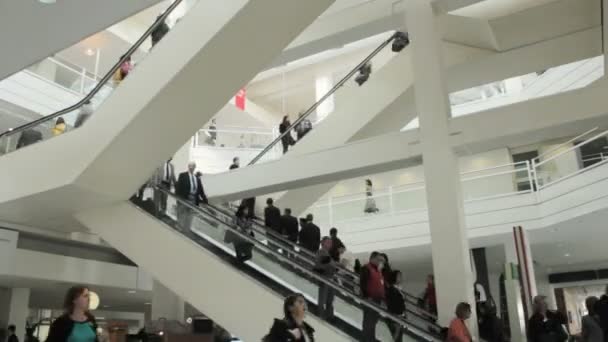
[8, 288, 30, 341]
[504, 240, 527, 342]
[404, 0, 477, 331]
[151, 280, 185, 322]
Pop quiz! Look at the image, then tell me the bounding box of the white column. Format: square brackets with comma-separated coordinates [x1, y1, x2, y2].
[151, 280, 185, 322]
[404, 0, 477, 330]
[8, 288, 30, 340]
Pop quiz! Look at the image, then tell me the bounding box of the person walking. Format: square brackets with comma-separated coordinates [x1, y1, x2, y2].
[295, 112, 312, 141]
[231, 206, 255, 263]
[46, 286, 98, 342]
[527, 295, 568, 342]
[279, 116, 295, 154]
[581, 296, 603, 342]
[264, 293, 315, 341]
[447, 302, 473, 342]
[155, 158, 176, 215]
[360, 252, 386, 342]
[422, 274, 437, 315]
[298, 214, 321, 253]
[150, 14, 170, 47]
[7, 325, 18, 342]
[328, 227, 345, 262]
[596, 285, 608, 341]
[175, 162, 205, 230]
[386, 270, 406, 342]
[74, 101, 94, 128]
[280, 208, 299, 243]
[264, 198, 282, 235]
[229, 157, 240, 170]
[52, 117, 66, 136]
[364, 179, 379, 213]
[314, 237, 337, 319]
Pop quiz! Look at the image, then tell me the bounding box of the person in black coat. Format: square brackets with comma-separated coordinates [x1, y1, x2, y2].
[298, 214, 321, 252]
[386, 270, 406, 342]
[596, 286, 608, 341]
[264, 198, 282, 234]
[280, 208, 299, 243]
[46, 286, 98, 342]
[264, 294, 315, 342]
[175, 162, 206, 230]
[7, 325, 18, 342]
[150, 15, 170, 47]
[328, 227, 345, 262]
[528, 295, 568, 342]
[279, 116, 295, 154]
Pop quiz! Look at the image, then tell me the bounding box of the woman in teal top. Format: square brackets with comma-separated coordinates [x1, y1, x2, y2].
[46, 286, 98, 342]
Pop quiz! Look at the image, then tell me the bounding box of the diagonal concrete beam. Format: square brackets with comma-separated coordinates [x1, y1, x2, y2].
[0, 0, 336, 228]
[206, 80, 608, 200]
[275, 26, 602, 214]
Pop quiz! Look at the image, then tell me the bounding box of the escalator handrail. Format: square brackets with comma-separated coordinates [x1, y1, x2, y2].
[247, 31, 399, 166]
[213, 203, 438, 322]
[154, 187, 439, 341]
[0, 0, 184, 140]
[218, 207, 440, 326]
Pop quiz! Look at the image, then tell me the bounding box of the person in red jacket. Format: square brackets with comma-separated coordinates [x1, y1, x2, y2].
[360, 251, 386, 341]
[423, 274, 437, 315]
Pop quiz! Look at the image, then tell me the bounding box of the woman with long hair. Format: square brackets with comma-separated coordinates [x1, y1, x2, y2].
[264, 293, 315, 341]
[46, 286, 98, 342]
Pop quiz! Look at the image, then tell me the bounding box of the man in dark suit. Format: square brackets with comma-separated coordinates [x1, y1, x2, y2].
[280, 208, 299, 243]
[264, 198, 281, 234]
[175, 162, 206, 230]
[298, 213, 321, 252]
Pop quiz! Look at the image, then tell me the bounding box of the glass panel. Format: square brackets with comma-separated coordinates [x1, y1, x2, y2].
[133, 188, 439, 342]
[0, 0, 195, 155]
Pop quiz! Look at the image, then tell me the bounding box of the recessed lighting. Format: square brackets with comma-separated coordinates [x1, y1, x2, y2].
[564, 253, 571, 257]
[38, 0, 56, 3]
[85, 48, 95, 56]
[128, 290, 136, 294]
[144, 302, 151, 305]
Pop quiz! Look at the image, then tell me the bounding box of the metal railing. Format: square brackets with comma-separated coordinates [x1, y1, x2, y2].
[247, 31, 401, 165]
[0, 0, 186, 149]
[311, 161, 532, 226]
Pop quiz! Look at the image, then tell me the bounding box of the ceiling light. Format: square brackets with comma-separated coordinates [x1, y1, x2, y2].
[89, 291, 100, 310]
[38, 0, 56, 3]
[564, 253, 571, 257]
[144, 302, 151, 305]
[128, 290, 136, 294]
[85, 49, 95, 56]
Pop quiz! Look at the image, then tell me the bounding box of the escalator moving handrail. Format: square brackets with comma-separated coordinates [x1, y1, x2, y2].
[216, 204, 437, 321]
[247, 31, 399, 166]
[155, 187, 439, 341]
[207, 204, 441, 328]
[0, 0, 184, 139]
[202, 202, 440, 331]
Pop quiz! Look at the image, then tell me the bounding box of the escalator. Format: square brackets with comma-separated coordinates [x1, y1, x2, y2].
[212, 203, 443, 333]
[78, 187, 441, 341]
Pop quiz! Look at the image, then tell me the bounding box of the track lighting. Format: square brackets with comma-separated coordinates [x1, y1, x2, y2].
[392, 31, 410, 52]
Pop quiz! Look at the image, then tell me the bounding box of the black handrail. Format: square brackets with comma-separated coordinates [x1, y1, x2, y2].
[0, 0, 184, 139]
[152, 187, 440, 341]
[205, 202, 440, 328]
[247, 31, 400, 165]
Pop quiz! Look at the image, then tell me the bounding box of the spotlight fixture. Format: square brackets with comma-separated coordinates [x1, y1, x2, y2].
[392, 31, 410, 52]
[355, 63, 372, 86]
